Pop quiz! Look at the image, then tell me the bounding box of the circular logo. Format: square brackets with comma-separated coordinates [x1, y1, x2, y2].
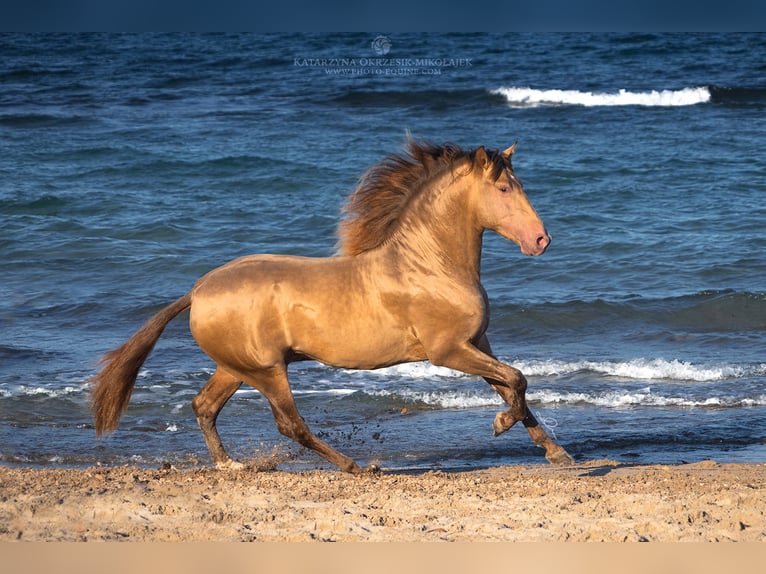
[371, 35, 391, 56]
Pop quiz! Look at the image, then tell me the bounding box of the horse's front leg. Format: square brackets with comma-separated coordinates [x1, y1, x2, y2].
[474, 335, 573, 465]
[518, 409, 574, 465]
[433, 336, 573, 465]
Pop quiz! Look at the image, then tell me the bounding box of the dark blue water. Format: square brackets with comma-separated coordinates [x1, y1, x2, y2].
[1, 33, 765, 471]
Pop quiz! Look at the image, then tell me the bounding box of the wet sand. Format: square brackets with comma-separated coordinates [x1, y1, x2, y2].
[1, 459, 764, 542]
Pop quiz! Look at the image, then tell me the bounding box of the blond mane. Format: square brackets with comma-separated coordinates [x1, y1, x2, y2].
[337, 139, 508, 256]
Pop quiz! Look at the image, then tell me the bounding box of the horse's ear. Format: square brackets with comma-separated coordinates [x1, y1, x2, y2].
[475, 146, 490, 169]
[502, 142, 518, 159]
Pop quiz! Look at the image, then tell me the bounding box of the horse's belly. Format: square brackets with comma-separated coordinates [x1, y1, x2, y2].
[300, 330, 426, 370]
[286, 304, 426, 370]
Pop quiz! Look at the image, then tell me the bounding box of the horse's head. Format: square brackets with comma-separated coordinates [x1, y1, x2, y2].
[472, 143, 551, 256]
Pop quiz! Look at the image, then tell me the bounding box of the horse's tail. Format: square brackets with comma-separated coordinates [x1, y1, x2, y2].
[91, 292, 192, 436]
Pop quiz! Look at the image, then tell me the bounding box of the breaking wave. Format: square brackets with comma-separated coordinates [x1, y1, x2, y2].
[514, 358, 766, 382]
[356, 357, 765, 384]
[491, 86, 712, 107]
[363, 386, 766, 410]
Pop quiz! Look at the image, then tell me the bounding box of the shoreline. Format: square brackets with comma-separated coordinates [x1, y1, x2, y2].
[1, 459, 764, 542]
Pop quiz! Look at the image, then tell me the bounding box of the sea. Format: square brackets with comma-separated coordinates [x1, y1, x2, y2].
[1, 33, 765, 472]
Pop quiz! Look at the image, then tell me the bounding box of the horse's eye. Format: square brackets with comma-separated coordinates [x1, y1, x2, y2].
[499, 186, 509, 193]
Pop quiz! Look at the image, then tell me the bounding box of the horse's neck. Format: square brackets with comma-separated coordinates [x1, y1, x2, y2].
[389, 176, 483, 280]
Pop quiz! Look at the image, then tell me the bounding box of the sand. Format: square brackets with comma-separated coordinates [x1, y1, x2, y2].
[1, 459, 764, 542]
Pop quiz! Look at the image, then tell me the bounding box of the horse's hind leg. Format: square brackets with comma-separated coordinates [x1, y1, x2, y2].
[475, 336, 574, 465]
[192, 366, 243, 469]
[244, 365, 366, 474]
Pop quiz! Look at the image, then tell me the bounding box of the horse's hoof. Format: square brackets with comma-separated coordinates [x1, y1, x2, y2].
[546, 448, 575, 466]
[493, 411, 516, 436]
[349, 463, 381, 475]
[216, 459, 246, 470]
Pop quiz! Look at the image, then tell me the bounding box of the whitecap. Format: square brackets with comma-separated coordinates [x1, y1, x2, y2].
[367, 388, 500, 409]
[527, 389, 766, 408]
[344, 362, 469, 380]
[514, 358, 757, 382]
[490, 86, 711, 107]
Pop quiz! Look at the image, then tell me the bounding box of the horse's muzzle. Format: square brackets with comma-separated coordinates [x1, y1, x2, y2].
[522, 231, 551, 256]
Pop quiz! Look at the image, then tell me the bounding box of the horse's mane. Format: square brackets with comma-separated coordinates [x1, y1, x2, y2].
[337, 139, 508, 256]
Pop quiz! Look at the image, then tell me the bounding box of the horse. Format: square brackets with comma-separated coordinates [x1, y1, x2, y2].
[91, 139, 574, 472]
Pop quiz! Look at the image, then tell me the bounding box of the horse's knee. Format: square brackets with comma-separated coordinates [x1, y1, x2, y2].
[489, 367, 529, 431]
[506, 366, 528, 393]
[492, 367, 527, 402]
[192, 392, 220, 423]
[273, 411, 308, 441]
[192, 395, 211, 422]
[192, 370, 240, 420]
[272, 410, 290, 436]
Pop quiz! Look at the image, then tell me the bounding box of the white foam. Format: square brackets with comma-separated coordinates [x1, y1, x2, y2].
[291, 388, 357, 396]
[515, 358, 757, 382]
[13, 384, 83, 398]
[491, 86, 711, 107]
[344, 358, 755, 384]
[528, 389, 766, 408]
[345, 362, 469, 380]
[368, 387, 766, 410]
[368, 388, 500, 409]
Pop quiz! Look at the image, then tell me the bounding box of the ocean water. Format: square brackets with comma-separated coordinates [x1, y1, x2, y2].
[1, 33, 765, 471]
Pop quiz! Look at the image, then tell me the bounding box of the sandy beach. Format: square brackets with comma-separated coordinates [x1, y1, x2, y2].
[1, 459, 763, 542]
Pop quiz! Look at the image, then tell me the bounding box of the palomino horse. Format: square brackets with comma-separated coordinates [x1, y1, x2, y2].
[92, 140, 574, 472]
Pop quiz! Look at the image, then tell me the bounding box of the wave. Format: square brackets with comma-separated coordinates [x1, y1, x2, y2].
[363, 386, 766, 410]
[527, 389, 766, 409]
[365, 388, 500, 409]
[3, 357, 762, 402]
[349, 357, 766, 384]
[514, 358, 766, 382]
[0, 385, 83, 399]
[345, 362, 471, 380]
[490, 86, 712, 107]
[492, 290, 766, 334]
[325, 85, 766, 110]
